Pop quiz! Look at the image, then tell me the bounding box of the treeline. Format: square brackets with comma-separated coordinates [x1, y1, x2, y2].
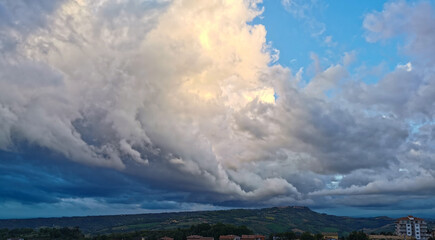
[0, 223, 253, 240]
[0, 224, 387, 240]
[269, 231, 370, 240]
[0, 226, 85, 239]
[94, 223, 253, 240]
[269, 231, 323, 240]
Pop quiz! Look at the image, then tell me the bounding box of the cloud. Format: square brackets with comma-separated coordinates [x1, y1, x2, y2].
[0, 0, 435, 217]
[361, 0, 435, 119]
[306, 0, 435, 210]
[281, 0, 326, 37]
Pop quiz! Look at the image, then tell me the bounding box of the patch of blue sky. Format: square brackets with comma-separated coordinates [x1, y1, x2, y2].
[253, 0, 410, 85]
[273, 91, 279, 100]
[252, 1, 318, 70]
[326, 174, 344, 190]
[409, 120, 435, 136]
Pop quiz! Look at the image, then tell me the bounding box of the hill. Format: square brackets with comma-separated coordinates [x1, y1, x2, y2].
[0, 206, 396, 235]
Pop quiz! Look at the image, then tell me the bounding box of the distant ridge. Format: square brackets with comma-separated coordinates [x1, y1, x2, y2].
[0, 206, 396, 235]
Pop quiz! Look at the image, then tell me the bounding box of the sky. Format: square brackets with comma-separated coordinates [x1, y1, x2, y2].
[0, 0, 435, 219]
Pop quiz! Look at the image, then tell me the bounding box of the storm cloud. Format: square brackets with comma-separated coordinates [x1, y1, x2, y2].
[0, 0, 434, 218]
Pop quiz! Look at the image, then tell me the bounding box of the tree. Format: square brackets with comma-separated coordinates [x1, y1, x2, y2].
[314, 233, 323, 240]
[270, 231, 297, 240]
[347, 231, 368, 240]
[284, 231, 297, 240]
[300, 232, 315, 240]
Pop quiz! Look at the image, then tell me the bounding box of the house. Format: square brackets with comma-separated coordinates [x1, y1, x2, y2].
[220, 235, 241, 240]
[322, 232, 338, 240]
[241, 235, 266, 240]
[188, 235, 204, 240]
[187, 235, 214, 240]
[369, 235, 414, 240]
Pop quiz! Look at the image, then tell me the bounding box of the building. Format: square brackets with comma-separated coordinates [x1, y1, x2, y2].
[161, 237, 174, 240]
[241, 235, 265, 240]
[187, 235, 214, 240]
[396, 216, 430, 240]
[220, 235, 241, 240]
[322, 232, 338, 240]
[369, 235, 414, 240]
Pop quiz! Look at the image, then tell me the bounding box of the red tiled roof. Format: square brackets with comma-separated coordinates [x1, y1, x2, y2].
[161, 237, 174, 240]
[220, 235, 240, 239]
[241, 235, 265, 239]
[396, 216, 425, 221]
[187, 235, 214, 240]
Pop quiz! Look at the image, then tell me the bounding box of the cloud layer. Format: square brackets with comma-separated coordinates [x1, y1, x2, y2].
[0, 0, 435, 217]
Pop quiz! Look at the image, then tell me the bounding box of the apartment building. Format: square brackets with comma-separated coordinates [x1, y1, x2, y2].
[396, 216, 430, 240]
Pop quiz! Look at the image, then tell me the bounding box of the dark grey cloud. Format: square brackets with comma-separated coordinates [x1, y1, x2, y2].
[0, 149, 152, 204]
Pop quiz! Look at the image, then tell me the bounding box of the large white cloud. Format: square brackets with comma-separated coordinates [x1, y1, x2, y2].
[0, 0, 435, 210]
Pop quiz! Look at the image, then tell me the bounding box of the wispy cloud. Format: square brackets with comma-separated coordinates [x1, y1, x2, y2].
[281, 0, 326, 37]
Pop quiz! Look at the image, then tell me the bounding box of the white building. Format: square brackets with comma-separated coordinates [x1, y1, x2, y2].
[396, 216, 430, 240]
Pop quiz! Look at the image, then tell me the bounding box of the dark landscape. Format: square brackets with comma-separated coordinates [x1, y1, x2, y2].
[0, 206, 399, 235]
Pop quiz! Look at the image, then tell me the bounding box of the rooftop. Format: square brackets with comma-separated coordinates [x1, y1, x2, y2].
[396, 216, 425, 221]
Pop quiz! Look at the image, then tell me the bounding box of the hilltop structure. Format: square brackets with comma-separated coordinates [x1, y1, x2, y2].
[395, 216, 430, 240]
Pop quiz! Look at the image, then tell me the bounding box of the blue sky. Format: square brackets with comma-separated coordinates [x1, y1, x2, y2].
[1, 0, 435, 220]
[256, 0, 409, 82]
